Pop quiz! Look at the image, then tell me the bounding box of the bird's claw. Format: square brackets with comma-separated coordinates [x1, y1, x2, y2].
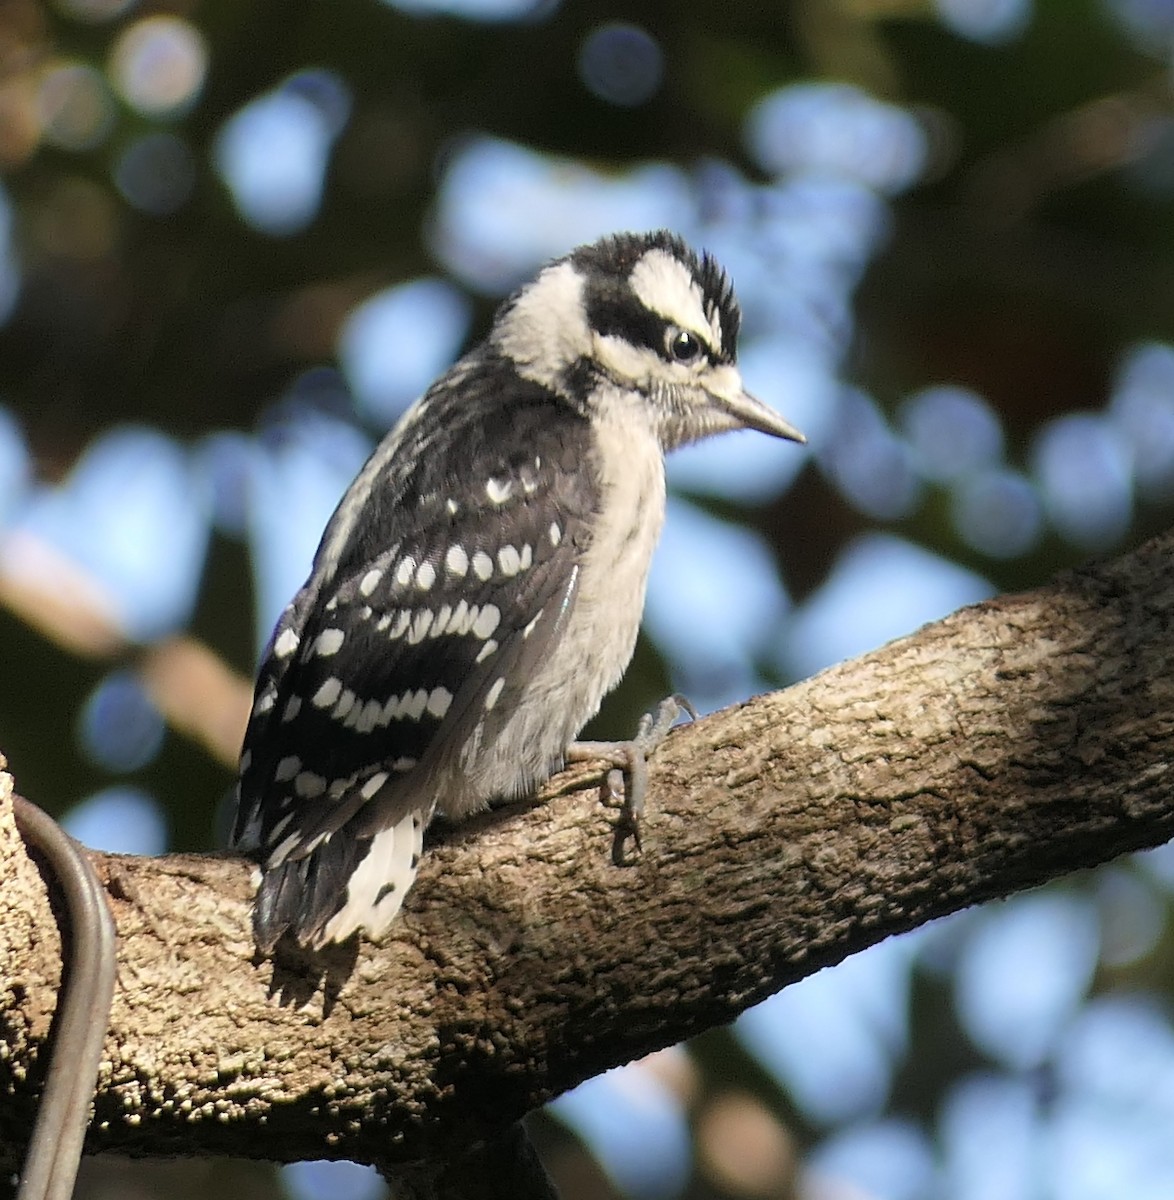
[567, 693, 696, 863]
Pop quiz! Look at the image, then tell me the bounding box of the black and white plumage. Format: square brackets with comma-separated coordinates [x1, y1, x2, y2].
[232, 229, 805, 952]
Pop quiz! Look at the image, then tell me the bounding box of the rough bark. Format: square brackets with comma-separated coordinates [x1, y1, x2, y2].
[2, 529, 1174, 1171]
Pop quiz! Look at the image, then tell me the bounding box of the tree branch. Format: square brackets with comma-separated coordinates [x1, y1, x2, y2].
[3, 529, 1174, 1170]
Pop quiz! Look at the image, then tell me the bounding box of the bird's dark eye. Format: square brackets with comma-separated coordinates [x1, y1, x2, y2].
[667, 328, 703, 363]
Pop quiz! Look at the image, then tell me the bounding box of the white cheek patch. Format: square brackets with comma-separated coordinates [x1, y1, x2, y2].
[629, 249, 722, 351]
[494, 261, 593, 389]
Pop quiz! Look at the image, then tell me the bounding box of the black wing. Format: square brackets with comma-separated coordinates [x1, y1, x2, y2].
[232, 362, 597, 876]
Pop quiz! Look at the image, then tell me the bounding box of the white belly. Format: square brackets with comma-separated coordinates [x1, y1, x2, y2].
[447, 395, 666, 813]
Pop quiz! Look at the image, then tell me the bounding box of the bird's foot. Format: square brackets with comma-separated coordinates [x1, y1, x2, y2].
[566, 693, 697, 860]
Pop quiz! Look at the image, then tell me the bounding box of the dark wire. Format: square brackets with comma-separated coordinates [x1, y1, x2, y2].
[12, 797, 117, 1200]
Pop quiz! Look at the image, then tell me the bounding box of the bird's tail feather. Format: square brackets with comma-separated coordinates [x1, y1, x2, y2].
[252, 809, 425, 952]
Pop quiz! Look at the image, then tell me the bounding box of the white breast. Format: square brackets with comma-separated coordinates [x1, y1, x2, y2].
[554, 394, 666, 715]
[448, 387, 667, 814]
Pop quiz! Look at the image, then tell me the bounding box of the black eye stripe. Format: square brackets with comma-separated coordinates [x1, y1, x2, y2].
[583, 282, 726, 365]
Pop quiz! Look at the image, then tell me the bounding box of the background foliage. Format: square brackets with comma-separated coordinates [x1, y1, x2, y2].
[4, 0, 1174, 1197]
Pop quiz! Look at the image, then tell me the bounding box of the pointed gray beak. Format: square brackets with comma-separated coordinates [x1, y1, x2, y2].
[719, 389, 806, 444]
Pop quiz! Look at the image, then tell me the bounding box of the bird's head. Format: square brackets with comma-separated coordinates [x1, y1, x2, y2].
[492, 229, 806, 450]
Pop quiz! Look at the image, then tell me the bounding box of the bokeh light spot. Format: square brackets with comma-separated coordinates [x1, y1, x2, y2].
[195, 431, 257, 537]
[13, 426, 211, 640]
[383, 0, 555, 19]
[1031, 413, 1132, 549]
[339, 278, 471, 426]
[37, 62, 114, 150]
[783, 533, 993, 678]
[550, 1066, 690, 1199]
[1109, 340, 1174, 500]
[746, 83, 928, 193]
[62, 786, 168, 855]
[737, 942, 911, 1125]
[109, 16, 208, 117]
[215, 71, 351, 236]
[935, 0, 1032, 44]
[940, 1074, 1038, 1200]
[899, 384, 1004, 481]
[696, 1092, 794, 1196]
[248, 400, 372, 647]
[955, 891, 1099, 1070]
[114, 131, 196, 215]
[578, 23, 664, 108]
[819, 388, 922, 520]
[432, 137, 693, 291]
[810, 1118, 938, 1200]
[79, 669, 166, 773]
[1095, 867, 1163, 968]
[645, 498, 788, 712]
[950, 467, 1043, 558]
[281, 1160, 385, 1200]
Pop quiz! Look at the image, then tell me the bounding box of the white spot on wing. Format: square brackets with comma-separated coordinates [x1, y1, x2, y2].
[472, 551, 493, 580]
[314, 628, 346, 657]
[275, 754, 301, 781]
[405, 688, 429, 721]
[475, 638, 498, 662]
[416, 561, 436, 591]
[549, 521, 562, 546]
[497, 545, 521, 576]
[282, 696, 302, 723]
[253, 689, 276, 717]
[333, 689, 356, 720]
[427, 686, 452, 718]
[313, 677, 342, 708]
[388, 610, 410, 640]
[409, 609, 432, 643]
[393, 756, 417, 772]
[484, 677, 505, 711]
[446, 544, 468, 577]
[487, 477, 512, 505]
[472, 604, 500, 639]
[520, 543, 533, 570]
[395, 556, 415, 587]
[273, 628, 299, 658]
[295, 771, 327, 798]
[360, 568, 382, 597]
[361, 771, 389, 800]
